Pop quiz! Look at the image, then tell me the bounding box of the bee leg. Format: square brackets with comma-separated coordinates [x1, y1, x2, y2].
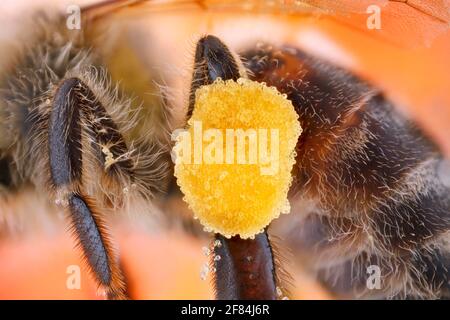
[49, 78, 126, 299]
[213, 233, 277, 299]
[187, 35, 241, 119]
[81, 82, 169, 204]
[190, 35, 278, 300]
[78, 77, 135, 200]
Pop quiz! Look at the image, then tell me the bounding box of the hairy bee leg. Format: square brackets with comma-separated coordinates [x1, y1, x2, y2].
[75, 78, 134, 176]
[189, 35, 279, 300]
[213, 233, 277, 299]
[187, 35, 241, 119]
[75, 76, 169, 203]
[67, 194, 126, 300]
[49, 78, 126, 299]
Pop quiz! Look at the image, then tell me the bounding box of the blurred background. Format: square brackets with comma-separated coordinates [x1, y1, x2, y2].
[0, 0, 448, 299]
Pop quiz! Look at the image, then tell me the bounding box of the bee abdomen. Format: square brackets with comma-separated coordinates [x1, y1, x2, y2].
[370, 156, 450, 251]
[244, 44, 450, 251]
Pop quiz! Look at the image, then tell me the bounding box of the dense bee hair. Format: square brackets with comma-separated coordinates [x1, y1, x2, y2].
[0, 12, 171, 298]
[241, 44, 450, 299]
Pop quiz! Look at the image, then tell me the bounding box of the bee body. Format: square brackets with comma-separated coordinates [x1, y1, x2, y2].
[0, 0, 449, 300]
[243, 44, 450, 298]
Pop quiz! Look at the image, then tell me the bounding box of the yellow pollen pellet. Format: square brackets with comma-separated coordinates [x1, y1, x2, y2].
[173, 78, 302, 239]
